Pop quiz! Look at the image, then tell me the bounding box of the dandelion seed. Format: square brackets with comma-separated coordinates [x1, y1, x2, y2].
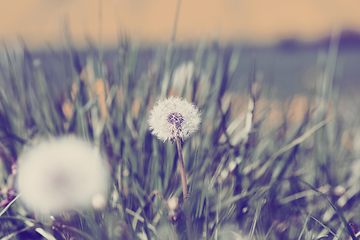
[17, 137, 109, 215]
[148, 97, 201, 142]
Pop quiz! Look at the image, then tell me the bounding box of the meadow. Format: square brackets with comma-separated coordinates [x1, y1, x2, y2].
[0, 33, 360, 240]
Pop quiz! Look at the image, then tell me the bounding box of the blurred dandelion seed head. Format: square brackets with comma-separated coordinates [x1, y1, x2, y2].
[148, 97, 201, 142]
[167, 197, 179, 211]
[17, 137, 109, 214]
[91, 193, 107, 209]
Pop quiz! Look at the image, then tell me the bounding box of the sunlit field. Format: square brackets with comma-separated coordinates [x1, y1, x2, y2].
[1, 30, 360, 240]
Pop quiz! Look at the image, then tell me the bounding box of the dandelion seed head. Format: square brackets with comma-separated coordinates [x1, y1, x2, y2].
[92, 193, 107, 209]
[167, 112, 185, 138]
[17, 137, 109, 214]
[167, 197, 179, 211]
[148, 97, 201, 142]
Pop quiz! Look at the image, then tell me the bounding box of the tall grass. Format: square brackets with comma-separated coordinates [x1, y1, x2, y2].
[0, 32, 359, 240]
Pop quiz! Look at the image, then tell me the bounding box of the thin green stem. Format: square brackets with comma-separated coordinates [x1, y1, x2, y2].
[176, 137, 192, 240]
[215, 177, 221, 240]
[0, 194, 21, 217]
[298, 178, 356, 240]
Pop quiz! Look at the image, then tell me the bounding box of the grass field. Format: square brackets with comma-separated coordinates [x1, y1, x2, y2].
[0, 32, 360, 240]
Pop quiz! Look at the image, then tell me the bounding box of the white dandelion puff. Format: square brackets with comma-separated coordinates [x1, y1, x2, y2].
[148, 97, 201, 142]
[17, 137, 109, 214]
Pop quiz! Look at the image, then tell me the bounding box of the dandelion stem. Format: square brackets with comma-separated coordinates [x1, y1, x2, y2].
[176, 136, 192, 240]
[176, 137, 188, 199]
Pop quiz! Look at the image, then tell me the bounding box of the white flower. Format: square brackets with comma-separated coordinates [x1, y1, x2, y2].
[17, 137, 109, 214]
[148, 97, 201, 142]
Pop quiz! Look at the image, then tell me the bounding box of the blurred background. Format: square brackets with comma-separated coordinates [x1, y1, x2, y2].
[2, 0, 360, 46]
[2, 0, 360, 101]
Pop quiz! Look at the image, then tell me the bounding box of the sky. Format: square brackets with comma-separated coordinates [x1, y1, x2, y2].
[1, 0, 360, 49]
